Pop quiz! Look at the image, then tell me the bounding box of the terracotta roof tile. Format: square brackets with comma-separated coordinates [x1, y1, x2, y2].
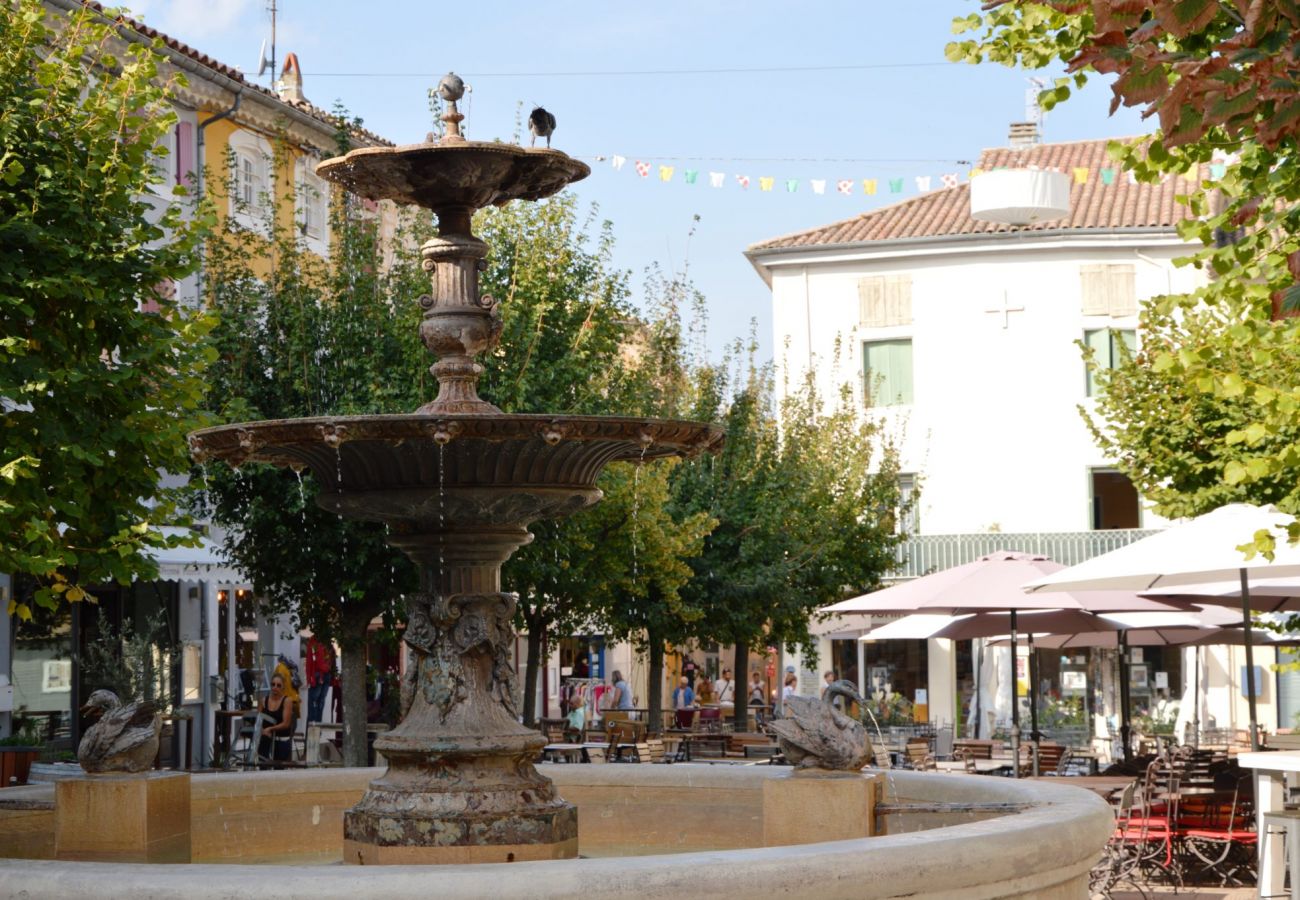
[79, 1, 392, 148]
[749, 138, 1194, 252]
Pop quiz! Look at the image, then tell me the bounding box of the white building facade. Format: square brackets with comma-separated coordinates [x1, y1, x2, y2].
[748, 133, 1279, 745]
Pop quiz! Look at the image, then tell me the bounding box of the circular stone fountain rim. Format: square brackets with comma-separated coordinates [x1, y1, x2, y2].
[315, 141, 592, 207]
[189, 413, 724, 463]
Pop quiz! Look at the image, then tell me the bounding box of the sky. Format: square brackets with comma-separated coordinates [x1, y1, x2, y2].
[125, 0, 1150, 364]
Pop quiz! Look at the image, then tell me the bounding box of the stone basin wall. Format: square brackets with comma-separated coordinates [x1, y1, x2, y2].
[0, 766, 1110, 899]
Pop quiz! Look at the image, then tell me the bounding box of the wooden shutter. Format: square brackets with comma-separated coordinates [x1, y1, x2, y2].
[1107, 266, 1137, 317]
[176, 122, 194, 187]
[884, 275, 912, 325]
[859, 277, 885, 326]
[859, 275, 912, 326]
[1080, 265, 1109, 315]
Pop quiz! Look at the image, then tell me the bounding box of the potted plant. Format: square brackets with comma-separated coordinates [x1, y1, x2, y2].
[0, 716, 43, 788]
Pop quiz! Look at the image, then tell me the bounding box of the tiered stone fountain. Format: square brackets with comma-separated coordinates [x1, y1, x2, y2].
[187, 83, 723, 865]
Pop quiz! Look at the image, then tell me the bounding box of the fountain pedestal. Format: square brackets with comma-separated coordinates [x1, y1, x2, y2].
[55, 772, 191, 863]
[342, 528, 578, 864]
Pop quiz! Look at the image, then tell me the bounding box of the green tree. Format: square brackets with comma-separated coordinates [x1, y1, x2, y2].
[671, 341, 908, 731]
[201, 134, 421, 766]
[948, 2, 1300, 556]
[0, 0, 213, 619]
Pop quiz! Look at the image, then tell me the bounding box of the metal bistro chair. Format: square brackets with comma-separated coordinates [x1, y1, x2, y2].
[1181, 773, 1256, 887]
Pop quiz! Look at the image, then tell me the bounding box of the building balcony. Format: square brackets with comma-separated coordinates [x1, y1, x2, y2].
[890, 529, 1159, 580]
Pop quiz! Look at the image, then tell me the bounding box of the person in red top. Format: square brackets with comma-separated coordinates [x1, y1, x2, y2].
[304, 636, 334, 724]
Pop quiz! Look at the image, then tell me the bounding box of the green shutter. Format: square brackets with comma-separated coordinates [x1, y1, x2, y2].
[864, 340, 913, 406]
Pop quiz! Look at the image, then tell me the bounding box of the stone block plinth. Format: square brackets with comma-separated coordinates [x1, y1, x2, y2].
[55, 771, 191, 863]
[762, 770, 878, 847]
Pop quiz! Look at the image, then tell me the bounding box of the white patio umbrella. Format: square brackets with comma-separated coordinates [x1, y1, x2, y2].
[1025, 503, 1300, 750]
[829, 550, 1177, 774]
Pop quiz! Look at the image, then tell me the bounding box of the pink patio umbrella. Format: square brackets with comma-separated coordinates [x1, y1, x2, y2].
[826, 551, 1179, 772]
[1025, 504, 1300, 750]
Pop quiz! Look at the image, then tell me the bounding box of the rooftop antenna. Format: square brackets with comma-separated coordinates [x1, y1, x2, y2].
[1025, 77, 1048, 127]
[259, 0, 276, 88]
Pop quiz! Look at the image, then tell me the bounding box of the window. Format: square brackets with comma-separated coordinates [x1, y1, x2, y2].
[227, 130, 272, 222]
[863, 339, 913, 406]
[896, 473, 919, 535]
[296, 159, 328, 242]
[1083, 328, 1136, 397]
[1090, 468, 1140, 530]
[859, 275, 912, 327]
[1080, 264, 1137, 317]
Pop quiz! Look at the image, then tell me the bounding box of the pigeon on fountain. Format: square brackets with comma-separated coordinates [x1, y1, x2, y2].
[528, 107, 556, 148]
[77, 689, 161, 773]
[767, 680, 874, 771]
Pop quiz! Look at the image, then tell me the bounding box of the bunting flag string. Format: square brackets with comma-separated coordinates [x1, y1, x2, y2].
[596, 154, 1234, 200]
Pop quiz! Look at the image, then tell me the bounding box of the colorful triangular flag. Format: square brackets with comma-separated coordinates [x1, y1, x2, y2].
[1073, 167, 1089, 184]
[940, 172, 958, 189]
[634, 161, 651, 178]
[611, 155, 626, 171]
[759, 176, 774, 192]
[736, 174, 750, 189]
[889, 178, 903, 193]
[915, 175, 931, 192]
[1100, 168, 1116, 185]
[836, 179, 853, 195]
[684, 169, 699, 184]
[1209, 163, 1227, 179]
[863, 179, 877, 196]
[658, 165, 674, 182]
[785, 179, 798, 193]
[811, 179, 826, 195]
[709, 171, 725, 187]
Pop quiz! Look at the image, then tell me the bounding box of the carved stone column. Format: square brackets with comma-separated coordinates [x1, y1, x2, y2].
[342, 528, 578, 864]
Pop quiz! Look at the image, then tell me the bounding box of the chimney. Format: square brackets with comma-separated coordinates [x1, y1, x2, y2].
[278, 52, 305, 104]
[1008, 121, 1040, 148]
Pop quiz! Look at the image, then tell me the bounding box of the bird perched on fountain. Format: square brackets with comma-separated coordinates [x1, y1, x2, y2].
[767, 680, 873, 771]
[528, 107, 556, 148]
[77, 690, 161, 773]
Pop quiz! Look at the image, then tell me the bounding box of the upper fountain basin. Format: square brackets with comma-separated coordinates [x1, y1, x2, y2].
[188, 413, 723, 529]
[315, 142, 590, 210]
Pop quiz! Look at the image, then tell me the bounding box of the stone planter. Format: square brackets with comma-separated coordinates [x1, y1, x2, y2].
[0, 748, 41, 788]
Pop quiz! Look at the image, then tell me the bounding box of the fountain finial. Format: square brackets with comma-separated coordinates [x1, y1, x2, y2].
[436, 72, 467, 144]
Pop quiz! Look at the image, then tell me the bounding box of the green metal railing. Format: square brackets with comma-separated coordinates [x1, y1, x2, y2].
[890, 529, 1159, 579]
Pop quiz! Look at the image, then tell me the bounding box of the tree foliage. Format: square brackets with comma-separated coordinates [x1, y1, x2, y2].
[949, 1, 1300, 555]
[200, 130, 422, 763]
[0, 0, 214, 619]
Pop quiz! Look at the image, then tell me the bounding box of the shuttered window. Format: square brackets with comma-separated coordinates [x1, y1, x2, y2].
[863, 339, 913, 406]
[1080, 264, 1137, 317]
[1084, 328, 1137, 397]
[859, 275, 912, 327]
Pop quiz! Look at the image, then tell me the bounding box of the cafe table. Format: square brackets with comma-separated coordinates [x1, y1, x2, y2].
[1238, 749, 1300, 898]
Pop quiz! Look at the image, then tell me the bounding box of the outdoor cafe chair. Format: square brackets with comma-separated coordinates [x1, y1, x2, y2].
[1180, 773, 1256, 887]
[696, 706, 723, 734]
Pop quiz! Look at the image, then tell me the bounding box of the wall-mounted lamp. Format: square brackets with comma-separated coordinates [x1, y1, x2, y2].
[217, 589, 229, 605]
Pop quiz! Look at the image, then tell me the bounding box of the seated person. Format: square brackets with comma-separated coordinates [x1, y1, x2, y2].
[257, 674, 296, 764]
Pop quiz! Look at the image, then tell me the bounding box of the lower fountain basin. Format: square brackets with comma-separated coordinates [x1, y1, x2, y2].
[0, 767, 1110, 898]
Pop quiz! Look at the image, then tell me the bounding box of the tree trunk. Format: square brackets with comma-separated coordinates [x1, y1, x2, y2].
[646, 631, 665, 734]
[522, 614, 544, 728]
[732, 640, 749, 733]
[340, 638, 369, 768]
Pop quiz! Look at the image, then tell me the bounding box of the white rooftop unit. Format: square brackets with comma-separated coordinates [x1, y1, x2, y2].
[969, 169, 1071, 226]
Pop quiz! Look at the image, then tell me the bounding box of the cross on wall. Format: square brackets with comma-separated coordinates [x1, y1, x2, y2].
[985, 291, 1025, 329]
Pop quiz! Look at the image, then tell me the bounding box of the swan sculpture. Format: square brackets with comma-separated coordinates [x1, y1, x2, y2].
[77, 689, 161, 773]
[768, 679, 873, 771]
